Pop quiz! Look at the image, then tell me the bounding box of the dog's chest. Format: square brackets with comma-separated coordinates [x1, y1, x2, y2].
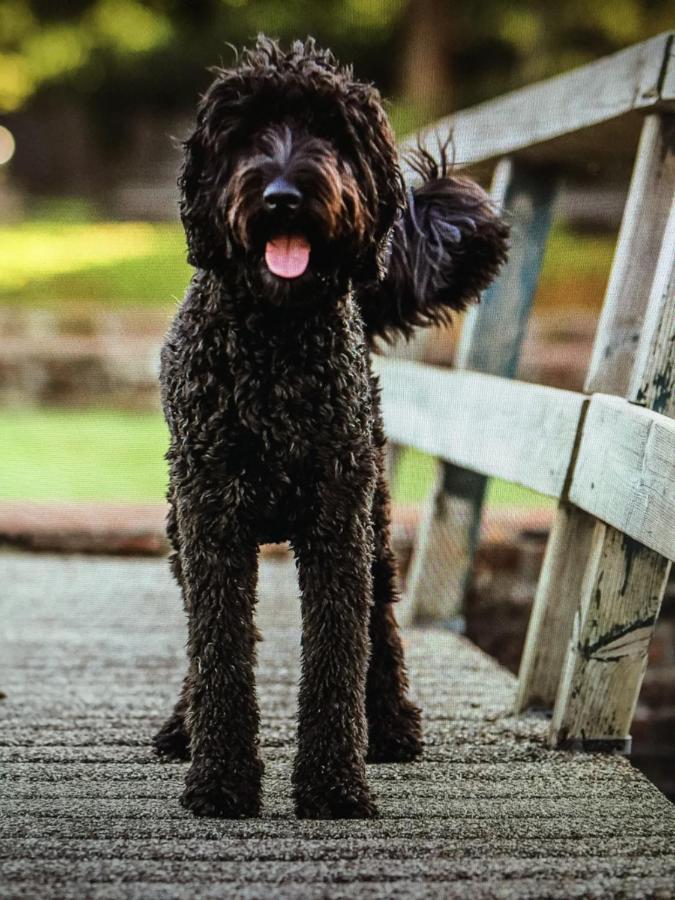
[227, 320, 372, 455]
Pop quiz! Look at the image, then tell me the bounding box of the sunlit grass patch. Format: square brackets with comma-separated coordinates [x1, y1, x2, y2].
[538, 227, 614, 283]
[0, 218, 191, 306]
[2, 221, 159, 287]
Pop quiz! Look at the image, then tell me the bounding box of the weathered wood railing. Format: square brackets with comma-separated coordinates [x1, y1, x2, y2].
[378, 32, 675, 751]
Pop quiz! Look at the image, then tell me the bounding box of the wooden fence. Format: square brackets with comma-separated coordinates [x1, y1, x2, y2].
[377, 32, 675, 752]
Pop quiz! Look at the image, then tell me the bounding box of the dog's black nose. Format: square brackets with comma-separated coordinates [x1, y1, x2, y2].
[263, 177, 302, 213]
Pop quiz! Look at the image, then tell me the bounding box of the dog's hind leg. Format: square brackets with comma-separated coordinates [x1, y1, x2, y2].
[365, 468, 423, 763]
[154, 497, 191, 760]
[153, 491, 192, 760]
[153, 664, 193, 761]
[291, 500, 378, 820]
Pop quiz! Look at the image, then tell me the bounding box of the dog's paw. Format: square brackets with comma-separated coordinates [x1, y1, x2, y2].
[153, 716, 191, 762]
[181, 781, 260, 818]
[181, 761, 262, 818]
[293, 774, 378, 820]
[367, 700, 423, 763]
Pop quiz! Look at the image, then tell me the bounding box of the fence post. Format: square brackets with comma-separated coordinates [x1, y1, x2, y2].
[549, 179, 675, 750]
[398, 159, 558, 625]
[515, 113, 675, 717]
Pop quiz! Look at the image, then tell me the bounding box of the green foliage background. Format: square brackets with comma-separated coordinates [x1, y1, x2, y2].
[1, 0, 672, 117]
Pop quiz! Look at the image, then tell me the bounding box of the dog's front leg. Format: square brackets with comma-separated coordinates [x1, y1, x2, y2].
[291, 507, 377, 819]
[177, 497, 263, 818]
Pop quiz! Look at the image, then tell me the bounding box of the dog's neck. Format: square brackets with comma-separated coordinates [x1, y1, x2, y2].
[201, 267, 361, 349]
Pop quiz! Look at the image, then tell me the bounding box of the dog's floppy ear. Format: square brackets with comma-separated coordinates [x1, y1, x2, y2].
[341, 83, 406, 282]
[178, 72, 244, 270]
[179, 125, 220, 270]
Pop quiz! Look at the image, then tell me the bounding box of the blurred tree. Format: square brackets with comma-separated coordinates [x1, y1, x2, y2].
[448, 0, 674, 107]
[0, 0, 406, 116]
[2, 0, 672, 118]
[397, 0, 455, 127]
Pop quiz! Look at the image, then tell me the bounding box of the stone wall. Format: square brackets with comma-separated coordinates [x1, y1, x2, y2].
[0, 308, 597, 409]
[0, 308, 166, 409]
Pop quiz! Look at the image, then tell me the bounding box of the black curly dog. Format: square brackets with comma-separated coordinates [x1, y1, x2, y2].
[153, 36, 508, 819]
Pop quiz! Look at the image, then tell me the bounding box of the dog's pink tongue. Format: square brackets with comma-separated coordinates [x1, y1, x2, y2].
[265, 235, 310, 278]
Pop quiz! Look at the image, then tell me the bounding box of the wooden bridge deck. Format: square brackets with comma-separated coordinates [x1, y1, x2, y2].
[2, 551, 675, 899]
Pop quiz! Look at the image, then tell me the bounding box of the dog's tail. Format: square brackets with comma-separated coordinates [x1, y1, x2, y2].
[358, 144, 509, 346]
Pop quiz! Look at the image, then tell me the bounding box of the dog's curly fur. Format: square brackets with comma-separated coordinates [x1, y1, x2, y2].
[153, 35, 508, 819]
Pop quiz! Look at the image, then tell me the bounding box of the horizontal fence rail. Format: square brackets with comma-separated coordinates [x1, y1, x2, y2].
[376, 358, 675, 562]
[374, 359, 584, 499]
[400, 32, 674, 174]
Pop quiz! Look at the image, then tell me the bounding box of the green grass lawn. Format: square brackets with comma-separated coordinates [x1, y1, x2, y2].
[0, 206, 614, 311]
[394, 445, 554, 508]
[0, 408, 553, 507]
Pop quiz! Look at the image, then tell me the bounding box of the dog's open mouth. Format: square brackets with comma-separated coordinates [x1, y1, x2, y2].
[264, 234, 311, 279]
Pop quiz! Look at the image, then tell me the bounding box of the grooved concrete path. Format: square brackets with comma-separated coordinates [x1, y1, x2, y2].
[1, 552, 675, 899]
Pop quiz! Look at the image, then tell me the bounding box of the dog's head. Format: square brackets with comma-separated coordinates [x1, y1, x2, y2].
[179, 35, 404, 303]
